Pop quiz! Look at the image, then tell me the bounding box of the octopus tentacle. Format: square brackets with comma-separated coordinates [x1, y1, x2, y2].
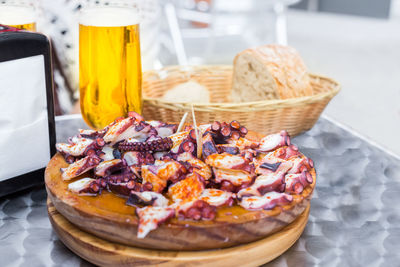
[209, 121, 248, 144]
[126, 191, 168, 207]
[237, 172, 286, 197]
[61, 154, 101, 180]
[239, 192, 293, 210]
[178, 200, 216, 221]
[119, 137, 173, 152]
[285, 170, 313, 194]
[258, 130, 291, 152]
[94, 159, 127, 177]
[68, 178, 103, 196]
[79, 128, 108, 139]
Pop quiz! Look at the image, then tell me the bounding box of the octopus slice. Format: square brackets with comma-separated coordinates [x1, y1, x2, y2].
[216, 144, 240, 155]
[128, 111, 144, 123]
[61, 155, 101, 180]
[146, 120, 163, 129]
[123, 151, 155, 167]
[103, 118, 153, 145]
[258, 130, 291, 152]
[67, 178, 102, 196]
[208, 121, 248, 144]
[141, 160, 187, 192]
[169, 131, 190, 153]
[153, 151, 168, 160]
[199, 189, 235, 207]
[136, 206, 175, 238]
[227, 137, 260, 150]
[259, 161, 293, 175]
[104, 172, 153, 197]
[168, 172, 204, 203]
[255, 152, 293, 175]
[288, 157, 313, 174]
[107, 179, 137, 197]
[237, 172, 286, 198]
[78, 128, 107, 139]
[141, 166, 167, 193]
[177, 139, 197, 155]
[174, 200, 216, 221]
[241, 149, 258, 162]
[239, 192, 293, 211]
[271, 145, 301, 160]
[189, 159, 212, 181]
[56, 138, 94, 157]
[126, 191, 169, 207]
[285, 171, 313, 194]
[103, 117, 135, 144]
[152, 159, 187, 182]
[147, 121, 178, 138]
[78, 129, 97, 137]
[202, 132, 218, 159]
[99, 146, 115, 161]
[206, 153, 253, 174]
[129, 121, 156, 141]
[176, 152, 212, 180]
[94, 159, 125, 177]
[213, 168, 253, 186]
[175, 151, 194, 162]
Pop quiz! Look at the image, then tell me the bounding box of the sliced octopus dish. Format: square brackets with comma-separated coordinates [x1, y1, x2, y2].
[45, 112, 316, 251]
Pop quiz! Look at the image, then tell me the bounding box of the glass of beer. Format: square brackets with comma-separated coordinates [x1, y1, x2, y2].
[79, 6, 142, 129]
[0, 3, 36, 31]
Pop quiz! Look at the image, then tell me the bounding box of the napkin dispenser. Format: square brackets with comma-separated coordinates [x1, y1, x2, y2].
[0, 25, 56, 197]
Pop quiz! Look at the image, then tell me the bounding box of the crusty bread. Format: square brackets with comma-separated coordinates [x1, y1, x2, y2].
[231, 44, 313, 102]
[162, 80, 210, 103]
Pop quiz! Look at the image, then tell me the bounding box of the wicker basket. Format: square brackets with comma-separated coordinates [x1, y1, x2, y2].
[142, 65, 340, 136]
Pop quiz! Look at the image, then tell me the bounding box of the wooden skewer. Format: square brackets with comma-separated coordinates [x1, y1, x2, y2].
[176, 112, 188, 133]
[191, 105, 202, 159]
[197, 131, 203, 159]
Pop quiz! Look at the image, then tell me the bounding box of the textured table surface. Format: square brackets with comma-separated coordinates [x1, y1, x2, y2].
[1, 116, 399, 267]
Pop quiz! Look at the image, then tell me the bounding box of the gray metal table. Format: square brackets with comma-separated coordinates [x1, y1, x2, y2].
[1, 115, 399, 267]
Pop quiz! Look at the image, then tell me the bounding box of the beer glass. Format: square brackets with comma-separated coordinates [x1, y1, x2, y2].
[79, 6, 142, 129]
[0, 4, 36, 31]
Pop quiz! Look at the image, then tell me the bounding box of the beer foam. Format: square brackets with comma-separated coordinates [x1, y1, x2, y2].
[79, 7, 140, 27]
[0, 5, 36, 25]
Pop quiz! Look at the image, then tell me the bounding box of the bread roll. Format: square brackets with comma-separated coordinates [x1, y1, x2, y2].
[162, 81, 210, 103]
[231, 44, 313, 102]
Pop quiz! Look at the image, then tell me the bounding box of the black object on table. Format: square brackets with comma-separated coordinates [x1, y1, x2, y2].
[0, 115, 399, 267]
[0, 26, 57, 198]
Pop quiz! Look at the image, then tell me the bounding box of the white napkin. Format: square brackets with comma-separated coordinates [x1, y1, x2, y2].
[0, 55, 50, 181]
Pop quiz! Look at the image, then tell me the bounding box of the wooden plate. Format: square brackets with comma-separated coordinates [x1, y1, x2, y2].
[45, 131, 316, 250]
[48, 198, 310, 267]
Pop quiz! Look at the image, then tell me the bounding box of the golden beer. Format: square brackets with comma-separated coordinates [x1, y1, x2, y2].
[79, 7, 142, 129]
[0, 5, 36, 31]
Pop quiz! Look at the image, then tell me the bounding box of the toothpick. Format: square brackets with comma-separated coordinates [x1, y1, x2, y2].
[176, 112, 188, 133]
[197, 128, 203, 159]
[191, 105, 202, 158]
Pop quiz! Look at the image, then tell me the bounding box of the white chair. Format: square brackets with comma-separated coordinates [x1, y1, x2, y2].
[163, 0, 301, 65]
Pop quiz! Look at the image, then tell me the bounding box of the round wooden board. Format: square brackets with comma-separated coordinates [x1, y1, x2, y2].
[45, 130, 316, 250]
[48, 198, 310, 267]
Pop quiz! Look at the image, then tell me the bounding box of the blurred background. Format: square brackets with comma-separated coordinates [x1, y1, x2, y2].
[3, 0, 399, 155]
